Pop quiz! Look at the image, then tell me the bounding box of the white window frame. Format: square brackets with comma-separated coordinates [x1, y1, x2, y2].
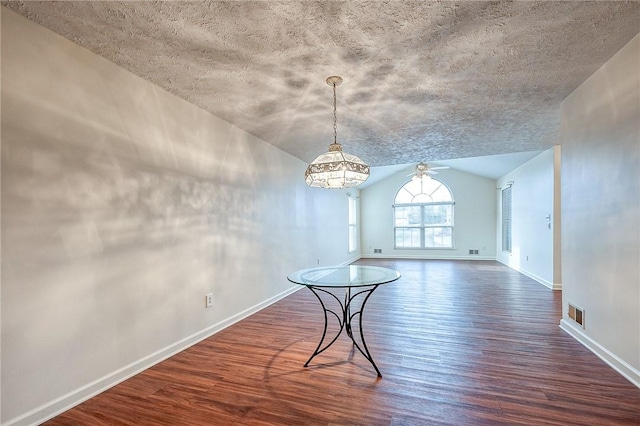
[393, 178, 455, 249]
[348, 196, 357, 253]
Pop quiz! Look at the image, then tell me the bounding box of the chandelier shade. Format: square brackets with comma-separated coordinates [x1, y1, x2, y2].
[305, 76, 369, 189]
[304, 143, 370, 188]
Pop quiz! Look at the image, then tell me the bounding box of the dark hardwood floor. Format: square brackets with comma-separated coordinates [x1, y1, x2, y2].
[45, 259, 640, 425]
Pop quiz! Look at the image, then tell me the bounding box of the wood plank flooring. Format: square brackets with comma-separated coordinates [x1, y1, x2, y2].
[45, 259, 640, 425]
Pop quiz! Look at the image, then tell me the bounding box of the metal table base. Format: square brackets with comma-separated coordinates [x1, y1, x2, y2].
[287, 265, 401, 378]
[304, 284, 383, 377]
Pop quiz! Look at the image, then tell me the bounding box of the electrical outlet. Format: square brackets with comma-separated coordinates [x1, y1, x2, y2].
[205, 293, 213, 308]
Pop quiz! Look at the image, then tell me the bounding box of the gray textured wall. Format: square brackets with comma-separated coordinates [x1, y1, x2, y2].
[1, 8, 356, 424]
[496, 148, 558, 289]
[560, 33, 640, 383]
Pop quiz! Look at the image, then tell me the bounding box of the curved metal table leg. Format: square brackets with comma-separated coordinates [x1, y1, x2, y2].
[304, 284, 383, 377]
[303, 286, 345, 367]
[344, 285, 382, 377]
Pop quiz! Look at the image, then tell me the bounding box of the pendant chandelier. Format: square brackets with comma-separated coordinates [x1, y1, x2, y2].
[305, 76, 369, 189]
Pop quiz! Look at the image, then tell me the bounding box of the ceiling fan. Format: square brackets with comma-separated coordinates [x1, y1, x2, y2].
[408, 162, 450, 179]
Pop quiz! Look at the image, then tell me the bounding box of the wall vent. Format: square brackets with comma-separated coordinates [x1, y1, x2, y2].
[568, 303, 585, 328]
[469, 249, 479, 255]
[373, 249, 382, 254]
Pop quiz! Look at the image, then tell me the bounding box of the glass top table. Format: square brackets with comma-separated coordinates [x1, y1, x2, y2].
[287, 265, 401, 377]
[287, 265, 401, 288]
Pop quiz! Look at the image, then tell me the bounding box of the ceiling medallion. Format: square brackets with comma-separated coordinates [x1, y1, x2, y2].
[305, 76, 369, 189]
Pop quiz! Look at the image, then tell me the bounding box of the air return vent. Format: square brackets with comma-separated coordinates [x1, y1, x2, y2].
[373, 249, 382, 254]
[568, 303, 585, 328]
[469, 249, 479, 255]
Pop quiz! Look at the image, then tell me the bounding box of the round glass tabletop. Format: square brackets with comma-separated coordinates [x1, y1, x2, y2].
[287, 265, 401, 288]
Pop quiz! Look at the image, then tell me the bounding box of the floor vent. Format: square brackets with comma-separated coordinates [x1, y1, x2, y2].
[568, 303, 585, 328]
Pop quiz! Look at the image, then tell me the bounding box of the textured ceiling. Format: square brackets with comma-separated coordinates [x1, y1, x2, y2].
[3, 1, 640, 168]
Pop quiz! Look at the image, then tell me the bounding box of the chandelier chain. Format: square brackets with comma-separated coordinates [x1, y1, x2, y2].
[304, 76, 369, 188]
[333, 82, 337, 145]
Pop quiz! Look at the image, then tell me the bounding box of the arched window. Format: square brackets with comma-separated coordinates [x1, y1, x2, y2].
[393, 177, 454, 248]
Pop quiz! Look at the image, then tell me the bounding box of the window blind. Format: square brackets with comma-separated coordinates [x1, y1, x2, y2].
[502, 186, 512, 253]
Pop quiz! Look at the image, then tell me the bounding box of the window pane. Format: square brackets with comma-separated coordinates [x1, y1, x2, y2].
[431, 184, 452, 202]
[395, 178, 453, 204]
[424, 227, 452, 248]
[394, 206, 421, 226]
[424, 205, 452, 226]
[412, 193, 432, 203]
[395, 228, 421, 248]
[393, 177, 455, 250]
[395, 187, 414, 204]
[403, 179, 422, 195]
[349, 225, 356, 252]
[348, 198, 356, 224]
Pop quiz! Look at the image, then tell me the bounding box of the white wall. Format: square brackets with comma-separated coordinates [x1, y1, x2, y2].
[496, 147, 560, 289]
[0, 8, 358, 425]
[360, 167, 497, 259]
[559, 33, 640, 387]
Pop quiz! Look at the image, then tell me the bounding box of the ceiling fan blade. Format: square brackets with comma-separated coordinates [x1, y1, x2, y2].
[429, 166, 449, 170]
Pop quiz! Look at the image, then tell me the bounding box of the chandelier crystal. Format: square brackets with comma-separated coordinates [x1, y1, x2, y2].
[305, 76, 369, 189]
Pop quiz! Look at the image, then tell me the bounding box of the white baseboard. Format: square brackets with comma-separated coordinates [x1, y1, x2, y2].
[3, 285, 302, 426]
[559, 319, 640, 389]
[360, 254, 495, 261]
[343, 256, 361, 265]
[496, 259, 560, 290]
[518, 268, 555, 289]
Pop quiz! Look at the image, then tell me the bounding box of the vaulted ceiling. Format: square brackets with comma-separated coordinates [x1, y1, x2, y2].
[4, 1, 640, 172]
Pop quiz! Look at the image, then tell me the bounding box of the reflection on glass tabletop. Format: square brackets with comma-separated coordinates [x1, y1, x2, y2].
[287, 265, 401, 288]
